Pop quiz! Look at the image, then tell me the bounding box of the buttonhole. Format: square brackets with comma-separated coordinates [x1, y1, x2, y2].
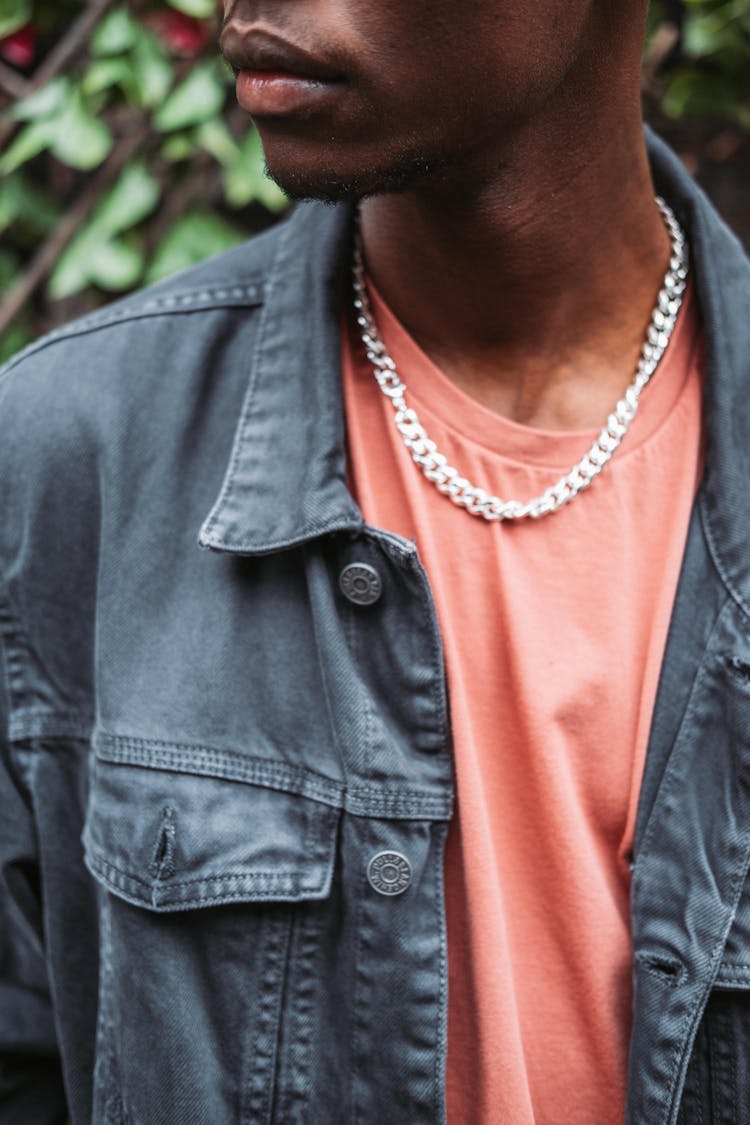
[149, 806, 176, 880]
[635, 952, 686, 985]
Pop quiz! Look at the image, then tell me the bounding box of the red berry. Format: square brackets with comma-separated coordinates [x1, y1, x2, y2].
[0, 24, 37, 69]
[151, 11, 212, 57]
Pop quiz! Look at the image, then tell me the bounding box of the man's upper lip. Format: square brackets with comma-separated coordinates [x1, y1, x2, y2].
[221, 28, 344, 82]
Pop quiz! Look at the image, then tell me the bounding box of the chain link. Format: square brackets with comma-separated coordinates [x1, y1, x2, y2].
[352, 197, 688, 522]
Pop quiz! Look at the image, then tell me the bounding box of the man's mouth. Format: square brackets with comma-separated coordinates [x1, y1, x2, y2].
[220, 27, 346, 115]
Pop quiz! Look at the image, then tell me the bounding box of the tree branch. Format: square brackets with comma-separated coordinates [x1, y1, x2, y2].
[32, 0, 119, 90]
[0, 60, 31, 102]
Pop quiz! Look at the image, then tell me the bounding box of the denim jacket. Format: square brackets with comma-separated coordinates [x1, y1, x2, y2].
[2, 131, 750, 1125]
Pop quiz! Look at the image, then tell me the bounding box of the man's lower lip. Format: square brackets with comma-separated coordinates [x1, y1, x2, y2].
[236, 69, 341, 115]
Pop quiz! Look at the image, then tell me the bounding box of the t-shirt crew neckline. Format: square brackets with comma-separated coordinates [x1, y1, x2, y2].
[362, 276, 699, 473]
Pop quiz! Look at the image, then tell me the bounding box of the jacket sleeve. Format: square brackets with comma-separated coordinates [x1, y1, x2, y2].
[0, 635, 68, 1124]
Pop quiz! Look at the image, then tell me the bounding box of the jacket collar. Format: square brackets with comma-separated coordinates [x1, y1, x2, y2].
[198, 198, 363, 554]
[200, 131, 750, 618]
[647, 129, 750, 623]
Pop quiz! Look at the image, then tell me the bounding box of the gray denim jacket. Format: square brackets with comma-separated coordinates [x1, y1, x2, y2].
[1, 132, 750, 1125]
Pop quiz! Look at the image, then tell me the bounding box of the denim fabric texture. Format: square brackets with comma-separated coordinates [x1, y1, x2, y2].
[1, 130, 750, 1124]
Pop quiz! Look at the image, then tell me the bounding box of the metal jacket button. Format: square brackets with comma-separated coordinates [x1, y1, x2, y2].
[367, 851, 412, 895]
[339, 562, 382, 606]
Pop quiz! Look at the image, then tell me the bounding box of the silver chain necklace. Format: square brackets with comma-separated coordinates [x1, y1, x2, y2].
[352, 197, 688, 522]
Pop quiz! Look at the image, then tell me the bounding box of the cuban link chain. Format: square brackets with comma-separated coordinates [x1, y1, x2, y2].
[352, 196, 688, 522]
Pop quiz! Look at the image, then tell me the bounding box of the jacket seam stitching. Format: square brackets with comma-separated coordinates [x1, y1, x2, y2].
[88, 852, 326, 893]
[0, 285, 265, 387]
[407, 550, 451, 769]
[0, 592, 82, 758]
[98, 733, 343, 795]
[96, 734, 450, 813]
[343, 595, 378, 799]
[9, 712, 95, 741]
[633, 596, 733, 868]
[200, 516, 366, 554]
[699, 490, 750, 620]
[434, 822, 448, 1123]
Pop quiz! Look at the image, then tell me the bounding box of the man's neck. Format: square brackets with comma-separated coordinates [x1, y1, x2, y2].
[358, 108, 671, 432]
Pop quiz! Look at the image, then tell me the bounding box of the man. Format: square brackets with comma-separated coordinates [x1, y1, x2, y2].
[1, 0, 749, 1122]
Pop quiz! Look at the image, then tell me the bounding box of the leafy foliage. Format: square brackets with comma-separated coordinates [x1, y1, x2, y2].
[647, 0, 750, 126]
[0, 0, 287, 360]
[0, 0, 748, 361]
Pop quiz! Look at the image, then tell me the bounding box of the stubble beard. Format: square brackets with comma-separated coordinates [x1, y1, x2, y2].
[261, 146, 459, 205]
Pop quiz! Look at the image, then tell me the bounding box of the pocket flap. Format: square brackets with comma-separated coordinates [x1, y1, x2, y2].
[82, 754, 340, 912]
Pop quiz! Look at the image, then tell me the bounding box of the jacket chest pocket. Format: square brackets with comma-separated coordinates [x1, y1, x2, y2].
[82, 743, 341, 1125]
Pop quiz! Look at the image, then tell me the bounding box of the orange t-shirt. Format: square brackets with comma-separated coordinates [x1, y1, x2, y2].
[341, 280, 703, 1124]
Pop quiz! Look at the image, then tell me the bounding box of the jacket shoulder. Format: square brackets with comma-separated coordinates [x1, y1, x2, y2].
[0, 213, 288, 386]
[0, 213, 294, 472]
[0, 215, 301, 586]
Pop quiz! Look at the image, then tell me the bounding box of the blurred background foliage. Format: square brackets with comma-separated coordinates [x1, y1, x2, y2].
[0, 0, 748, 362]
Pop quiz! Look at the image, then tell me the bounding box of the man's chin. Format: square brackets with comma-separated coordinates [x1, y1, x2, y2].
[262, 151, 443, 204]
[266, 169, 368, 205]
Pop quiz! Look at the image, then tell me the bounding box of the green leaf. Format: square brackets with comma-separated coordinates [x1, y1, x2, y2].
[662, 68, 743, 121]
[93, 163, 160, 236]
[0, 246, 19, 290]
[48, 225, 145, 298]
[0, 179, 21, 232]
[87, 238, 144, 290]
[131, 34, 172, 108]
[0, 244, 31, 362]
[47, 235, 93, 300]
[82, 57, 139, 100]
[6, 82, 114, 173]
[48, 161, 159, 299]
[154, 60, 228, 131]
[194, 117, 240, 166]
[12, 76, 70, 121]
[252, 175, 288, 213]
[0, 172, 60, 235]
[0, 0, 31, 39]
[49, 89, 112, 170]
[222, 127, 288, 211]
[91, 8, 139, 56]
[684, 11, 737, 57]
[166, 0, 215, 18]
[0, 320, 31, 365]
[146, 210, 244, 282]
[161, 134, 197, 161]
[0, 119, 56, 174]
